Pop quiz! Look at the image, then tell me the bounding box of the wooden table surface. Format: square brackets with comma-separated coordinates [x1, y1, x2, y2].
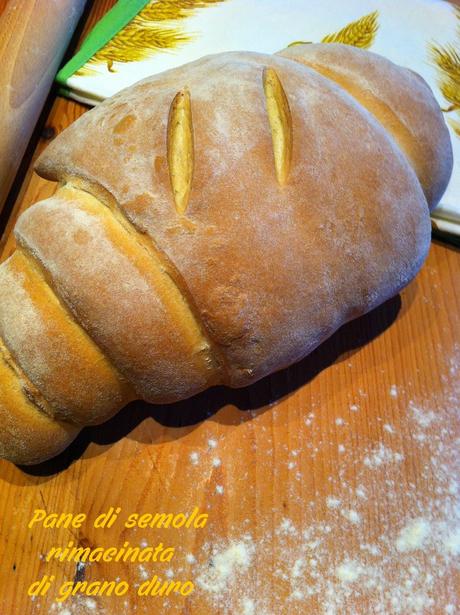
[0, 2, 459, 615]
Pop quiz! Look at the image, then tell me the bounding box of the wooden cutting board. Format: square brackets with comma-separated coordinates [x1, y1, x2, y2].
[0, 2, 458, 614]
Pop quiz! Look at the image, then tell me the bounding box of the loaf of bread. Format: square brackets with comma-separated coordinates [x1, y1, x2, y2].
[0, 44, 452, 465]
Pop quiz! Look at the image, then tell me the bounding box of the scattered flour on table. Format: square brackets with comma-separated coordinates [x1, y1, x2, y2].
[191, 376, 459, 615]
[34, 355, 460, 615]
[48, 599, 102, 615]
[410, 403, 436, 429]
[138, 564, 149, 580]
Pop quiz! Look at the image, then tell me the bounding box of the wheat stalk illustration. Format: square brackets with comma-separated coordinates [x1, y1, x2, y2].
[451, 3, 460, 26]
[135, 0, 225, 22]
[448, 116, 460, 137]
[431, 44, 460, 83]
[430, 6, 460, 119]
[440, 77, 460, 111]
[77, 0, 226, 75]
[287, 11, 379, 50]
[321, 11, 379, 48]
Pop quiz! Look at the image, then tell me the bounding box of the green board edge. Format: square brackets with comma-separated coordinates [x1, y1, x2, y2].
[56, 0, 151, 85]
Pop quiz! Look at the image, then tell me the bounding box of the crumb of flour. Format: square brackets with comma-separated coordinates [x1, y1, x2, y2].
[196, 537, 254, 594]
[383, 423, 395, 433]
[340, 509, 361, 525]
[395, 518, 431, 552]
[48, 598, 102, 615]
[335, 560, 364, 582]
[326, 497, 341, 509]
[363, 443, 404, 468]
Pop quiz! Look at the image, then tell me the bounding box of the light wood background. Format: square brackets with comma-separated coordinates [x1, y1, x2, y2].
[0, 2, 458, 614]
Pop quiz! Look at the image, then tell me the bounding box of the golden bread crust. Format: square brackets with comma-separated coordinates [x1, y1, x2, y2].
[0, 48, 452, 463]
[277, 43, 453, 210]
[35, 52, 433, 385]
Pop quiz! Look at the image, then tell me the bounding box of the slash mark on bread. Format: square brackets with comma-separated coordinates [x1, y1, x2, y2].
[167, 88, 194, 214]
[0, 336, 55, 419]
[263, 68, 293, 185]
[60, 182, 224, 382]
